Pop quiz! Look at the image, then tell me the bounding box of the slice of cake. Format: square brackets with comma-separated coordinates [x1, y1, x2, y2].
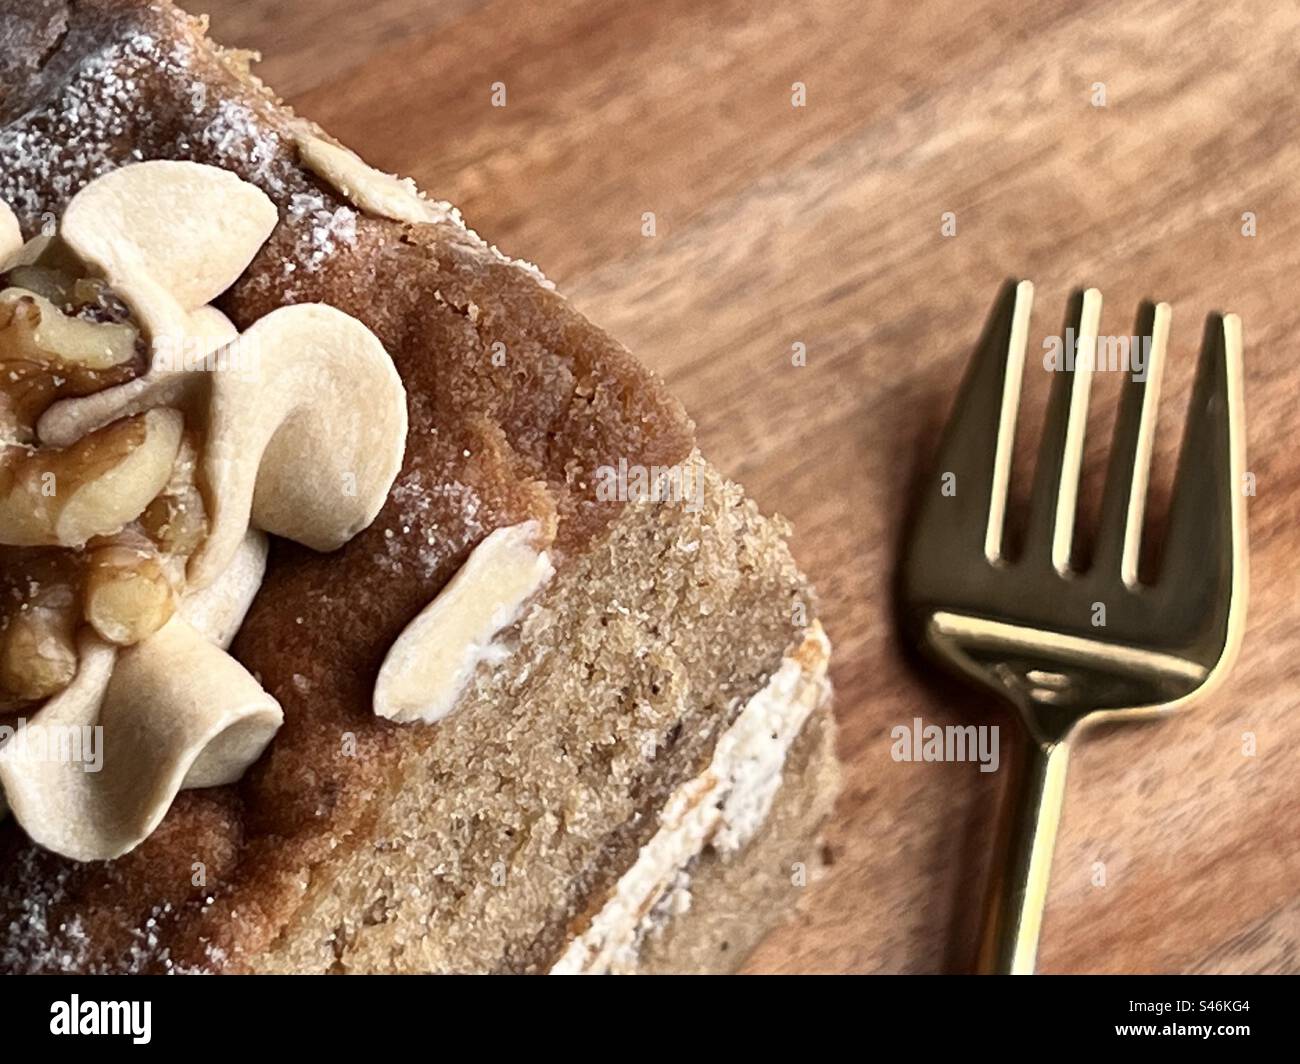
[0, 0, 837, 974]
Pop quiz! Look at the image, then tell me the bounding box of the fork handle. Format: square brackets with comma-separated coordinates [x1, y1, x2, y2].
[975, 733, 1071, 974]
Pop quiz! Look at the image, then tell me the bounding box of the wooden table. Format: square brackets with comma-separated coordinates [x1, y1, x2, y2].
[196, 0, 1300, 973]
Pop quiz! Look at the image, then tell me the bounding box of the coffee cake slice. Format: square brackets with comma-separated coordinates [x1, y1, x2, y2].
[0, 0, 838, 973]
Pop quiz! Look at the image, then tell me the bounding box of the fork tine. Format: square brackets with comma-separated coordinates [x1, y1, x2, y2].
[1093, 301, 1170, 587]
[924, 279, 1032, 563]
[1023, 288, 1101, 573]
[1159, 313, 1248, 632]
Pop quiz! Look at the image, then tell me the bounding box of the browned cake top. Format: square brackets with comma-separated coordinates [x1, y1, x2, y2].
[0, 0, 696, 971]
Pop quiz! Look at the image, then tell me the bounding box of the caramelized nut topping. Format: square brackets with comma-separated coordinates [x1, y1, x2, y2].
[0, 160, 410, 863]
[0, 242, 179, 705]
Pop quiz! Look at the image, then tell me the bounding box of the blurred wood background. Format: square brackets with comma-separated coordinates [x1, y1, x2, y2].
[194, 0, 1300, 973]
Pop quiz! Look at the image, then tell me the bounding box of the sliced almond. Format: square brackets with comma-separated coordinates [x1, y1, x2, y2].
[60, 161, 277, 349]
[189, 302, 407, 587]
[0, 408, 183, 547]
[292, 120, 443, 225]
[374, 521, 554, 724]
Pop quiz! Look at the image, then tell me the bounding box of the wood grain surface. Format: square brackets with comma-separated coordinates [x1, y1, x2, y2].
[193, 0, 1300, 973]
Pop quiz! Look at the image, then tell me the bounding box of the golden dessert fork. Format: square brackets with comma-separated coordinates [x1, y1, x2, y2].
[899, 280, 1249, 974]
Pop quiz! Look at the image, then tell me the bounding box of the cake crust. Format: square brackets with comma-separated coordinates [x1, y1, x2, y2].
[0, 0, 835, 973]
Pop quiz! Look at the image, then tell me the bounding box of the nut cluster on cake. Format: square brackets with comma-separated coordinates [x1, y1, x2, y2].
[0, 161, 407, 861]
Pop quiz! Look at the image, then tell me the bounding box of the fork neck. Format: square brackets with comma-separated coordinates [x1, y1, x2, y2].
[977, 731, 1073, 973]
[986, 666, 1096, 745]
[1014, 698, 1086, 747]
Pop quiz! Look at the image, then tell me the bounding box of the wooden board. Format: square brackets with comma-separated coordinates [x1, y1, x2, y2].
[195, 0, 1300, 973]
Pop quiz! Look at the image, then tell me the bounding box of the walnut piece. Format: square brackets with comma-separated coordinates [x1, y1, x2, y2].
[0, 551, 79, 707]
[0, 286, 141, 443]
[0, 407, 183, 548]
[83, 541, 176, 646]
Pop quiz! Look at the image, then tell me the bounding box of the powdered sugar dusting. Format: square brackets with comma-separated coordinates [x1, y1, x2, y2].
[287, 191, 358, 273]
[1, 853, 83, 974]
[0, 29, 356, 286]
[0, 23, 549, 292]
[193, 98, 283, 186]
[0, 32, 170, 224]
[377, 471, 485, 578]
[1, 849, 130, 973]
[0, 844, 222, 974]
